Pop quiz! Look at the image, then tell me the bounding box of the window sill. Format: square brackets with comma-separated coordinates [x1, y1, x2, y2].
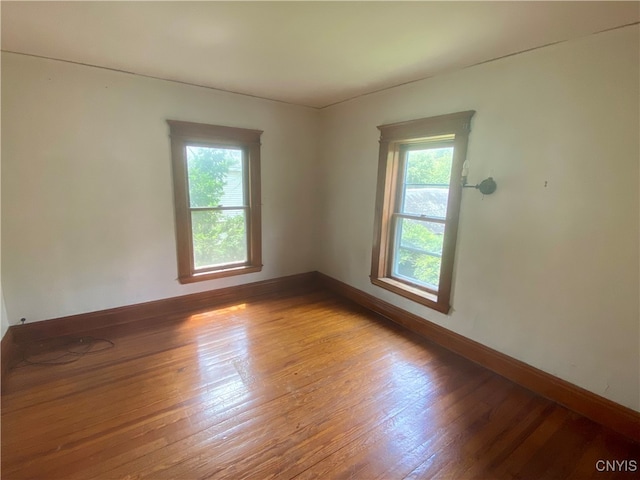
[370, 277, 450, 314]
[179, 264, 262, 284]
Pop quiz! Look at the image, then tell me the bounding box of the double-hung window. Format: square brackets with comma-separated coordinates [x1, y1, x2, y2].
[371, 111, 474, 313]
[168, 120, 262, 283]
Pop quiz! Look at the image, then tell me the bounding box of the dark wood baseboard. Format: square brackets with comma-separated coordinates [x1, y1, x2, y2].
[317, 272, 640, 443]
[7, 272, 318, 347]
[1, 327, 17, 394]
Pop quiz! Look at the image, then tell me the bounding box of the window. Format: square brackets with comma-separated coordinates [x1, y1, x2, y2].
[168, 120, 262, 283]
[371, 111, 475, 313]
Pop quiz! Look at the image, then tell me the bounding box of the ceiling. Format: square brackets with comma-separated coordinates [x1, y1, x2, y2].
[1, 1, 638, 109]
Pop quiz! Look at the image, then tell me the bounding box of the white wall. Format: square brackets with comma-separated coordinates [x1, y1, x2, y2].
[1, 65, 7, 339]
[1, 109, 6, 338]
[318, 26, 639, 411]
[1, 53, 320, 325]
[1, 287, 8, 339]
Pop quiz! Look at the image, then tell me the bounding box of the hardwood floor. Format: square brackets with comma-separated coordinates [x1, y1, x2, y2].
[1, 290, 638, 479]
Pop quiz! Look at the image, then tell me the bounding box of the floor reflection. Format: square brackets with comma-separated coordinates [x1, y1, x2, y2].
[188, 304, 257, 421]
[382, 351, 441, 458]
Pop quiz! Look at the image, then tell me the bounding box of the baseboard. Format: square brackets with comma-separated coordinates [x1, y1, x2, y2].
[1, 328, 17, 394]
[8, 272, 319, 346]
[317, 272, 640, 443]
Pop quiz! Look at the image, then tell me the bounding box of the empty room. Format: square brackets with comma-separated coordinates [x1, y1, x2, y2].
[1, 1, 638, 479]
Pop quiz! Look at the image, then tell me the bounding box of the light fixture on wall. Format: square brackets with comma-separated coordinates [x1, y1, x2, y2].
[461, 160, 497, 195]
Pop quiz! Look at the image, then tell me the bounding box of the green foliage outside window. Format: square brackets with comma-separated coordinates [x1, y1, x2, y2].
[405, 147, 452, 185]
[187, 147, 247, 268]
[397, 222, 443, 288]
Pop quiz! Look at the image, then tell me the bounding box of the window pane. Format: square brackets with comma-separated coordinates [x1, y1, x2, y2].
[191, 209, 247, 269]
[186, 146, 244, 208]
[394, 249, 442, 290]
[402, 186, 450, 219]
[401, 147, 453, 218]
[393, 218, 445, 289]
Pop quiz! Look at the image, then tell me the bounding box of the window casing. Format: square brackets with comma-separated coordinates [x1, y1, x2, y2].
[168, 120, 262, 284]
[371, 111, 475, 313]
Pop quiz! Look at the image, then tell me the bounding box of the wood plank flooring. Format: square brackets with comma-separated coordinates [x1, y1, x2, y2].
[1, 290, 638, 479]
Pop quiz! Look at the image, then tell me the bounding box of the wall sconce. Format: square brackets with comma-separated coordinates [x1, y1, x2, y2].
[461, 160, 497, 195]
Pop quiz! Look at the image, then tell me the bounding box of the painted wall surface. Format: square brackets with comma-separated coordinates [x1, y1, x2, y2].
[318, 26, 639, 411]
[1, 287, 8, 339]
[1, 53, 320, 324]
[1, 103, 6, 339]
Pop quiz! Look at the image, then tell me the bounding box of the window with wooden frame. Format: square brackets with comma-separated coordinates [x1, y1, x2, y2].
[168, 120, 262, 284]
[371, 111, 475, 313]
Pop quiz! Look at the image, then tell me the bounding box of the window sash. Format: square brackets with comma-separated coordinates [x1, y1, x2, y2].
[388, 215, 443, 295]
[184, 145, 252, 272]
[389, 143, 454, 292]
[396, 141, 454, 221]
[190, 206, 251, 272]
[392, 212, 447, 224]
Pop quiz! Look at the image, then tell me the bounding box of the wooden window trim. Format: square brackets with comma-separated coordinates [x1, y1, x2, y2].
[167, 120, 263, 284]
[371, 111, 475, 314]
